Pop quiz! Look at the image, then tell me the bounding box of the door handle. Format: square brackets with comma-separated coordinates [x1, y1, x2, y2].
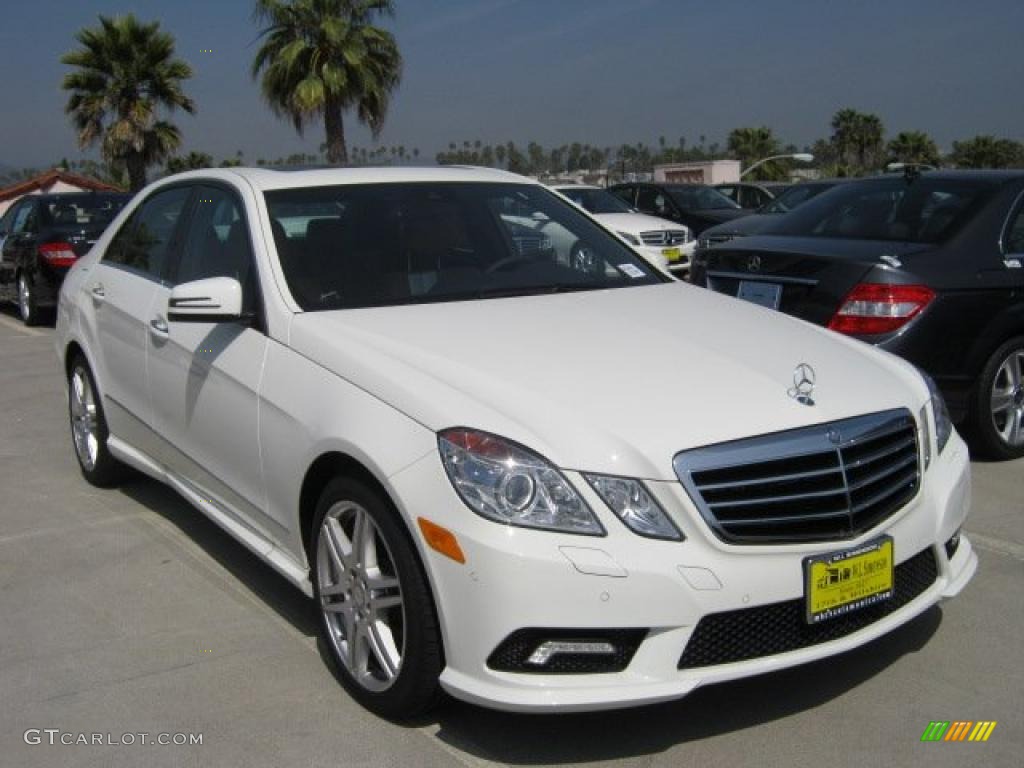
[90, 283, 106, 300]
[149, 316, 169, 336]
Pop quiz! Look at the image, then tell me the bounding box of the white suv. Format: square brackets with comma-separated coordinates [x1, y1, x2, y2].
[56, 167, 975, 717]
[554, 185, 694, 274]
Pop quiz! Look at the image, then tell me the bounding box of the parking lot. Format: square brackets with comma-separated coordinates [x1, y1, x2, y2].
[0, 308, 1020, 768]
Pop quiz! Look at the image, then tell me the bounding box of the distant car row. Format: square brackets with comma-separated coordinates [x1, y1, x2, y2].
[0, 192, 131, 324]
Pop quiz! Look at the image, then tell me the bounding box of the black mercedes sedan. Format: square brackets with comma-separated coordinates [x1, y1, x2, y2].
[691, 170, 1024, 459]
[694, 179, 849, 253]
[609, 182, 749, 236]
[0, 192, 130, 324]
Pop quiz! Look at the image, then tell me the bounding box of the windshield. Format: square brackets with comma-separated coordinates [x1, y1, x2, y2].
[761, 184, 834, 214]
[265, 182, 665, 310]
[556, 187, 633, 214]
[667, 185, 741, 211]
[763, 178, 994, 243]
[40, 196, 127, 228]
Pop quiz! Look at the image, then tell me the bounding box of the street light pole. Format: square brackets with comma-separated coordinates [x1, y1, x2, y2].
[740, 153, 814, 179]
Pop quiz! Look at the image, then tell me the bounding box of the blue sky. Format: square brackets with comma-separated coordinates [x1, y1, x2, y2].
[0, 0, 1021, 167]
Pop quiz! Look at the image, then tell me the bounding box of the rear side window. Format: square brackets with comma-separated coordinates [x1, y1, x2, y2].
[104, 187, 190, 279]
[766, 178, 994, 243]
[1004, 198, 1024, 254]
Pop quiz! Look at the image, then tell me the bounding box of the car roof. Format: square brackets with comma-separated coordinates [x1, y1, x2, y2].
[160, 165, 534, 192]
[853, 169, 1024, 184]
[34, 191, 130, 203]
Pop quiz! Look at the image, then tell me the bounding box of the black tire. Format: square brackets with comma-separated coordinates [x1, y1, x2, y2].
[17, 271, 40, 326]
[311, 477, 443, 719]
[67, 355, 127, 486]
[968, 336, 1024, 461]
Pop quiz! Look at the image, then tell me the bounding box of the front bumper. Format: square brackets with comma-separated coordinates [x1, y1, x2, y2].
[389, 431, 974, 713]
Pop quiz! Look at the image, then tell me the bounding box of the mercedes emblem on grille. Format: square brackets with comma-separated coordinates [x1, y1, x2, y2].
[788, 363, 816, 406]
[747, 255, 761, 272]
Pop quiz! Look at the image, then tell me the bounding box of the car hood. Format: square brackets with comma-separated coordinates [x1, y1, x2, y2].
[590, 212, 687, 234]
[288, 283, 927, 480]
[697, 207, 750, 224]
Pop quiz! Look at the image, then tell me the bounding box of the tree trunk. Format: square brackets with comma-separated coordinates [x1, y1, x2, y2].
[324, 98, 347, 165]
[126, 153, 147, 192]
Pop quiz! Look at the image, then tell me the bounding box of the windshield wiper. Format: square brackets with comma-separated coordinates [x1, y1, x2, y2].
[475, 283, 609, 299]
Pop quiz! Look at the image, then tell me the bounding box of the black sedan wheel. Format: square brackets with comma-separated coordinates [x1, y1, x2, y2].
[972, 338, 1024, 460]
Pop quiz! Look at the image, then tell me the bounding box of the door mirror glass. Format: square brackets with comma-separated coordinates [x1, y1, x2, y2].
[168, 276, 244, 323]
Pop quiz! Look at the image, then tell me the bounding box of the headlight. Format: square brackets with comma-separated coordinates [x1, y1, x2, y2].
[584, 474, 683, 541]
[438, 428, 604, 536]
[616, 231, 641, 246]
[922, 372, 952, 455]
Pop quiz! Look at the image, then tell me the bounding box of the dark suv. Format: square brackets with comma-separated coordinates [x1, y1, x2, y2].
[691, 170, 1024, 458]
[0, 192, 130, 324]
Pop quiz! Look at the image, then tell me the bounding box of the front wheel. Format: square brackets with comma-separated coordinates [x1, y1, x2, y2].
[312, 477, 443, 719]
[969, 337, 1024, 460]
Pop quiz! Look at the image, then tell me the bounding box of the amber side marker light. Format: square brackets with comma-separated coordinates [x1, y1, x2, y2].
[417, 517, 466, 564]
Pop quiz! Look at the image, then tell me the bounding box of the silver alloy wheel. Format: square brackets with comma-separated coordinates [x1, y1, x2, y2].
[317, 501, 405, 692]
[18, 274, 31, 322]
[69, 366, 99, 470]
[990, 349, 1024, 447]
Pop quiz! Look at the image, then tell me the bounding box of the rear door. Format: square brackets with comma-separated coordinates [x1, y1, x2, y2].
[146, 182, 273, 540]
[84, 186, 192, 451]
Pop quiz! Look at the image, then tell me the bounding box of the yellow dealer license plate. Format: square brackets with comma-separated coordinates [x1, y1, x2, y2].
[662, 247, 681, 263]
[804, 536, 894, 624]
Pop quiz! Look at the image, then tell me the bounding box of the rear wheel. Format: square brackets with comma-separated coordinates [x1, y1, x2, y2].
[68, 356, 126, 486]
[970, 337, 1024, 460]
[17, 272, 39, 326]
[312, 477, 443, 719]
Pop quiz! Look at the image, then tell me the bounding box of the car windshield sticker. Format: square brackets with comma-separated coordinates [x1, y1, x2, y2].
[618, 263, 646, 279]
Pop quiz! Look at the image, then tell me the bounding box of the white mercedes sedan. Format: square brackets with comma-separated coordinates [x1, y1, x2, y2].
[56, 166, 976, 717]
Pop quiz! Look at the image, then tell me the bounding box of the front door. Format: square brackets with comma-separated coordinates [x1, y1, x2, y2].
[84, 186, 191, 450]
[146, 183, 273, 540]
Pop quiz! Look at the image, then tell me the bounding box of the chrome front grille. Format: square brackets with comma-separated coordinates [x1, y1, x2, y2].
[673, 410, 920, 544]
[640, 229, 689, 246]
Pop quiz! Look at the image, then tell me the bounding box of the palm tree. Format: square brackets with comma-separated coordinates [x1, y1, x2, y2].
[949, 135, 1024, 169]
[61, 14, 195, 191]
[252, 0, 402, 165]
[886, 131, 940, 166]
[830, 108, 885, 174]
[727, 126, 782, 179]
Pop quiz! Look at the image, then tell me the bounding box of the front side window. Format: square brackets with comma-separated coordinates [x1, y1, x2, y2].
[264, 182, 665, 311]
[104, 187, 190, 279]
[637, 187, 674, 217]
[765, 178, 994, 243]
[177, 186, 253, 285]
[1004, 199, 1024, 254]
[609, 186, 635, 207]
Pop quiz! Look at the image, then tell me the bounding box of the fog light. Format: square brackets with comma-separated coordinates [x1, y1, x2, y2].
[526, 640, 616, 666]
[945, 528, 961, 560]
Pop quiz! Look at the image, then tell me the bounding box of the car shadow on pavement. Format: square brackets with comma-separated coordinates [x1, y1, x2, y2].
[423, 607, 942, 764]
[118, 477, 319, 637]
